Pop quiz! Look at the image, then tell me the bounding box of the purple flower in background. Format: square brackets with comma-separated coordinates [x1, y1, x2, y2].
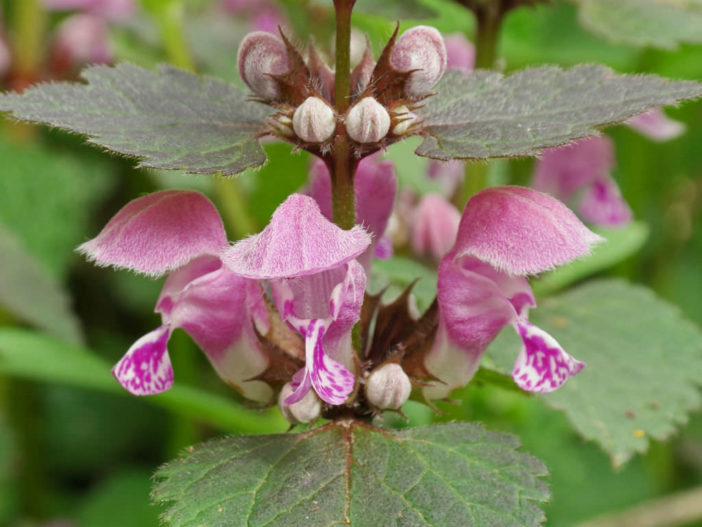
[532, 136, 632, 227]
[44, 0, 135, 21]
[0, 34, 10, 78]
[79, 191, 272, 401]
[307, 153, 397, 269]
[223, 194, 371, 406]
[427, 187, 600, 398]
[626, 107, 685, 142]
[221, 0, 285, 33]
[444, 33, 475, 74]
[410, 193, 461, 260]
[45, 0, 136, 71]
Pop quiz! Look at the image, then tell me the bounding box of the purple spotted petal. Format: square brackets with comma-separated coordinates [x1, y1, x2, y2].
[79, 190, 227, 277]
[112, 325, 174, 396]
[374, 235, 394, 259]
[578, 177, 632, 227]
[284, 319, 354, 406]
[626, 108, 685, 142]
[452, 186, 602, 275]
[156, 256, 271, 402]
[512, 319, 585, 393]
[223, 193, 370, 279]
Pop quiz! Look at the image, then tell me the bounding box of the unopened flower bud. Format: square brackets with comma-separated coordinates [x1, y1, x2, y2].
[412, 194, 461, 260]
[365, 363, 411, 410]
[345, 97, 390, 144]
[391, 105, 417, 135]
[292, 96, 337, 143]
[270, 114, 294, 137]
[237, 31, 290, 100]
[390, 26, 447, 97]
[278, 383, 322, 424]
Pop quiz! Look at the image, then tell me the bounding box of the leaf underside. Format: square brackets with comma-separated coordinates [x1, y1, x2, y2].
[579, 0, 702, 50]
[417, 65, 702, 161]
[0, 63, 271, 175]
[487, 279, 702, 467]
[154, 421, 549, 527]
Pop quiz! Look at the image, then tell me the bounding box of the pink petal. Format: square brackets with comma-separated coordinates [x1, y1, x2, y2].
[354, 155, 397, 270]
[452, 186, 602, 275]
[438, 255, 533, 353]
[427, 159, 464, 197]
[284, 319, 354, 406]
[0, 36, 10, 77]
[112, 326, 173, 396]
[52, 14, 112, 67]
[374, 235, 394, 259]
[223, 193, 370, 279]
[411, 194, 461, 260]
[308, 156, 397, 271]
[533, 136, 615, 204]
[626, 108, 685, 142]
[578, 177, 632, 227]
[157, 256, 271, 402]
[444, 33, 475, 74]
[512, 319, 585, 393]
[79, 190, 227, 277]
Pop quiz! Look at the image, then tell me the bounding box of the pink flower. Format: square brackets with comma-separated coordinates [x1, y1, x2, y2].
[44, 0, 136, 22]
[532, 136, 632, 227]
[429, 187, 600, 398]
[625, 107, 685, 142]
[410, 193, 460, 260]
[307, 153, 397, 270]
[79, 191, 271, 401]
[223, 194, 371, 406]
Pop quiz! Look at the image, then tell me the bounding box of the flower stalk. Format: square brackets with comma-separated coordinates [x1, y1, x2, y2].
[331, 0, 356, 230]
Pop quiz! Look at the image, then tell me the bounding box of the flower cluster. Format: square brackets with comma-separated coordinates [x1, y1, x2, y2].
[80, 26, 603, 424]
[237, 25, 446, 156]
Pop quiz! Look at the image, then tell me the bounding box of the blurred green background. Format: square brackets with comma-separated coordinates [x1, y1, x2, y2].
[0, 0, 701, 525]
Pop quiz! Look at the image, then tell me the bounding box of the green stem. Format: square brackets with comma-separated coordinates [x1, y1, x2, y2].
[473, 3, 502, 70]
[153, 1, 196, 72]
[214, 177, 258, 239]
[10, 0, 46, 89]
[457, 1, 507, 205]
[330, 0, 356, 230]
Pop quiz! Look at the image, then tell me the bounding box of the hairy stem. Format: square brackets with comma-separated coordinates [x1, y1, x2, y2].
[473, 3, 502, 70]
[330, 0, 357, 230]
[10, 0, 46, 91]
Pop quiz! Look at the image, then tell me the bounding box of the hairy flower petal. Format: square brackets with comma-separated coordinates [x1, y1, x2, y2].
[223, 193, 370, 279]
[452, 186, 602, 275]
[78, 190, 227, 277]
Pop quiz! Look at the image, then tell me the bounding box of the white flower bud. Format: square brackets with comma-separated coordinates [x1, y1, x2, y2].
[278, 383, 322, 424]
[392, 105, 417, 135]
[345, 97, 391, 144]
[365, 363, 412, 410]
[237, 31, 290, 100]
[390, 26, 447, 97]
[270, 114, 294, 137]
[292, 96, 337, 143]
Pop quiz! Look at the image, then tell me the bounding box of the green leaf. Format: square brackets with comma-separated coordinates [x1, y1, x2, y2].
[486, 279, 702, 467]
[0, 328, 287, 435]
[0, 136, 113, 279]
[417, 66, 702, 161]
[0, 224, 83, 344]
[532, 221, 649, 297]
[0, 64, 270, 175]
[578, 0, 702, 50]
[153, 421, 549, 526]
